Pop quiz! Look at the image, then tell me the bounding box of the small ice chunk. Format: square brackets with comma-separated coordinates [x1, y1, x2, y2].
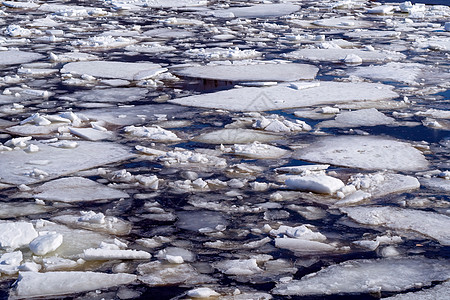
[83, 248, 151, 260]
[285, 175, 344, 194]
[29, 232, 63, 255]
[343, 54, 362, 64]
[214, 258, 263, 276]
[187, 287, 220, 298]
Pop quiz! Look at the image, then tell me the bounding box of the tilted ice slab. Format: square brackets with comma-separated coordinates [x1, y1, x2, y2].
[169, 81, 398, 112]
[342, 206, 450, 245]
[174, 63, 318, 82]
[10, 271, 136, 299]
[273, 257, 450, 296]
[61, 61, 166, 81]
[317, 108, 395, 128]
[295, 136, 428, 172]
[31, 177, 129, 202]
[285, 48, 406, 63]
[0, 141, 134, 185]
[0, 50, 44, 66]
[212, 3, 300, 18]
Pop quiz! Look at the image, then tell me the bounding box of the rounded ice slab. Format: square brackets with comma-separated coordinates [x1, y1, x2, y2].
[174, 63, 318, 82]
[273, 257, 450, 296]
[10, 271, 136, 299]
[0, 50, 45, 66]
[169, 81, 398, 112]
[295, 136, 428, 172]
[61, 61, 166, 81]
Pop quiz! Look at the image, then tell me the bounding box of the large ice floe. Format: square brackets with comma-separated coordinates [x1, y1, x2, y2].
[0, 0, 449, 299]
[173, 62, 318, 82]
[170, 81, 398, 111]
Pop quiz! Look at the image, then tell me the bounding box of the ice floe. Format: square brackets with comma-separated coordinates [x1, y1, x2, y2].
[170, 81, 398, 112]
[0, 141, 134, 185]
[273, 257, 450, 296]
[295, 136, 428, 171]
[61, 61, 166, 81]
[10, 271, 136, 299]
[285, 48, 406, 63]
[342, 206, 450, 245]
[174, 63, 318, 82]
[0, 50, 44, 65]
[317, 108, 395, 128]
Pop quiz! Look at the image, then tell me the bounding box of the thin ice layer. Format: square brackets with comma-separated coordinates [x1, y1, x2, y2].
[295, 136, 428, 171]
[0, 51, 44, 65]
[61, 61, 166, 80]
[174, 63, 318, 82]
[273, 258, 450, 296]
[10, 271, 136, 298]
[341, 206, 450, 245]
[169, 81, 398, 112]
[32, 177, 129, 202]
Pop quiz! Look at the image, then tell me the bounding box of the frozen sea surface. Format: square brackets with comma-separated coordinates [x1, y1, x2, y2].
[0, 0, 449, 299]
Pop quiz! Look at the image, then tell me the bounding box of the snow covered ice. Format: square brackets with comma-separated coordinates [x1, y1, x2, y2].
[0, 0, 449, 299]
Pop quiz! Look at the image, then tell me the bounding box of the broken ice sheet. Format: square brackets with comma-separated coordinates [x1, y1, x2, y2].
[273, 257, 450, 296]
